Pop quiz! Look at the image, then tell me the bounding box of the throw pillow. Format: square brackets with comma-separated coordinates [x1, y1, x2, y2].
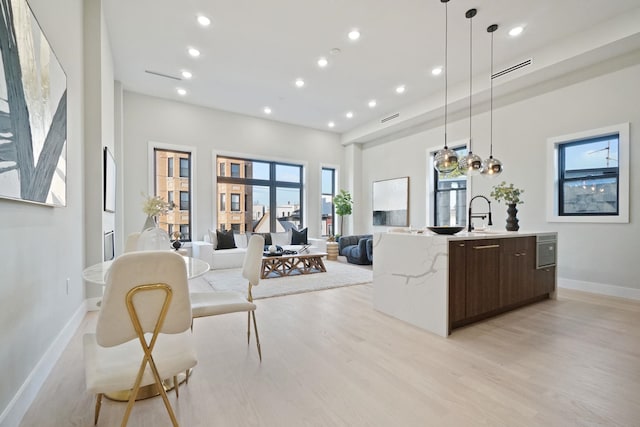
[207, 229, 218, 248]
[254, 232, 271, 246]
[233, 232, 248, 249]
[291, 227, 308, 245]
[216, 229, 237, 250]
[271, 231, 291, 247]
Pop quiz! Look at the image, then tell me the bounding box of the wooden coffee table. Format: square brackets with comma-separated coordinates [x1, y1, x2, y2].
[261, 252, 328, 279]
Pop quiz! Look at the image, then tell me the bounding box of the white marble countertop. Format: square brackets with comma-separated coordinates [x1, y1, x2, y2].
[387, 230, 556, 241]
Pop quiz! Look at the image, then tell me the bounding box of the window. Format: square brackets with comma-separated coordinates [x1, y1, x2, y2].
[219, 193, 226, 211]
[231, 193, 241, 211]
[433, 146, 467, 226]
[321, 168, 335, 236]
[231, 224, 240, 231]
[547, 123, 629, 223]
[217, 156, 303, 232]
[167, 157, 173, 177]
[558, 136, 619, 216]
[231, 163, 241, 178]
[180, 191, 189, 210]
[153, 147, 192, 241]
[220, 163, 226, 177]
[180, 158, 189, 178]
[180, 224, 189, 238]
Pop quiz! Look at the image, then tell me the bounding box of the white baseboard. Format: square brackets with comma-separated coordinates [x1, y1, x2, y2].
[0, 302, 87, 427]
[558, 277, 640, 300]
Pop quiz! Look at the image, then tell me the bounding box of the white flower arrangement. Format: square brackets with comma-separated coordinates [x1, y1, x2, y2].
[141, 193, 172, 216]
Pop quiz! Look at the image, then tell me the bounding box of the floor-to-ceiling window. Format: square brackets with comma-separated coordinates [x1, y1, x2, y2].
[154, 148, 192, 241]
[321, 167, 335, 236]
[216, 156, 304, 233]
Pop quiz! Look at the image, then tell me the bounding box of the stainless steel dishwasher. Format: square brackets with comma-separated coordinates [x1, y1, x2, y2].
[536, 233, 557, 269]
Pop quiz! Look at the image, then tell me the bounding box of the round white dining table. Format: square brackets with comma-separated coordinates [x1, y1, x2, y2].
[82, 254, 210, 285]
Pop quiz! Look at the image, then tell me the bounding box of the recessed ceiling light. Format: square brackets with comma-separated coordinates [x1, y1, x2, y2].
[263, 107, 272, 115]
[345, 111, 354, 119]
[348, 29, 361, 41]
[181, 70, 192, 79]
[509, 26, 524, 37]
[328, 121, 335, 128]
[295, 78, 305, 88]
[317, 57, 328, 68]
[197, 15, 211, 27]
[396, 85, 406, 94]
[431, 66, 443, 76]
[188, 47, 200, 57]
[368, 100, 377, 108]
[177, 88, 187, 96]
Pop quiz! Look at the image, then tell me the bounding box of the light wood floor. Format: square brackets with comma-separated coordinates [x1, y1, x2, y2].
[19, 285, 640, 427]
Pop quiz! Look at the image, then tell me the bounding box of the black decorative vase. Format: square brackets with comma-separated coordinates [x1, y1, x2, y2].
[172, 240, 182, 250]
[506, 203, 519, 231]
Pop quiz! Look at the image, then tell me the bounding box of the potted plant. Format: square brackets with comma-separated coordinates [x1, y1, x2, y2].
[333, 189, 353, 239]
[490, 182, 524, 231]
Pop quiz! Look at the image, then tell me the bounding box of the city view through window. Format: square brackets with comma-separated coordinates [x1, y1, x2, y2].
[559, 135, 619, 215]
[217, 156, 304, 233]
[154, 148, 192, 241]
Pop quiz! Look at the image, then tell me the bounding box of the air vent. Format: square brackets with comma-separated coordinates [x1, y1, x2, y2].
[492, 58, 532, 79]
[381, 113, 400, 123]
[145, 70, 181, 81]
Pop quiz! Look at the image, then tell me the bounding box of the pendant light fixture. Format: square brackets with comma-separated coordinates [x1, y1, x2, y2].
[458, 8, 482, 176]
[433, 0, 459, 174]
[481, 24, 504, 177]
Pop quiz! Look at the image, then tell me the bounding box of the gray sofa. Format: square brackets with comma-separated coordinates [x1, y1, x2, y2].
[338, 234, 373, 265]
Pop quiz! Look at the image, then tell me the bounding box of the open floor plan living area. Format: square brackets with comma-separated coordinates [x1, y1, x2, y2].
[2, 0, 639, 426]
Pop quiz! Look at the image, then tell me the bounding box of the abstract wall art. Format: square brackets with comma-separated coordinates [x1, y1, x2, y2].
[372, 176, 409, 227]
[0, 0, 67, 206]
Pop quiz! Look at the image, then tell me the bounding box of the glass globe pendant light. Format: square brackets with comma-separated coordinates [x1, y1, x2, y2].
[458, 8, 482, 176]
[434, 0, 459, 174]
[481, 24, 504, 177]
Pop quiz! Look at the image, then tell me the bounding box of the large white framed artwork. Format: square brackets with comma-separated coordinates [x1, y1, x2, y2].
[372, 177, 409, 227]
[0, 0, 67, 207]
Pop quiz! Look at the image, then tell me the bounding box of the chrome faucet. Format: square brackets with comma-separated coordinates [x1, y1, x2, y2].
[468, 195, 493, 232]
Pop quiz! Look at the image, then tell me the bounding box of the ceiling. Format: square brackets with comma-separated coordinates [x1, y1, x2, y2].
[103, 0, 640, 136]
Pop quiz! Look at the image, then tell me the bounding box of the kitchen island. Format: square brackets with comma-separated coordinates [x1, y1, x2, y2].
[372, 230, 557, 337]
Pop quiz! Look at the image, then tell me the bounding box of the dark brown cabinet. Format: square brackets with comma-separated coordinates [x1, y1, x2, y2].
[448, 236, 555, 333]
[448, 241, 467, 324]
[465, 240, 502, 318]
[500, 236, 535, 305]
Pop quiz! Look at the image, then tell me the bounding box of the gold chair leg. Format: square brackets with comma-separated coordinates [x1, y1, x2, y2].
[94, 393, 103, 425]
[173, 375, 179, 398]
[247, 312, 251, 345]
[251, 310, 262, 362]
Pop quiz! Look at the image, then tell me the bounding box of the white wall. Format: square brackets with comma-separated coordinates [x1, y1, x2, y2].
[83, 0, 115, 301]
[121, 92, 344, 244]
[0, 0, 85, 424]
[359, 58, 640, 294]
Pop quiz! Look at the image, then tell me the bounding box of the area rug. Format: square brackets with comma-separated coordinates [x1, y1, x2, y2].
[189, 261, 372, 299]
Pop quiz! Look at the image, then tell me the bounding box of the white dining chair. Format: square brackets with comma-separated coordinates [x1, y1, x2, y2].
[83, 250, 197, 426]
[190, 234, 265, 360]
[124, 232, 141, 253]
